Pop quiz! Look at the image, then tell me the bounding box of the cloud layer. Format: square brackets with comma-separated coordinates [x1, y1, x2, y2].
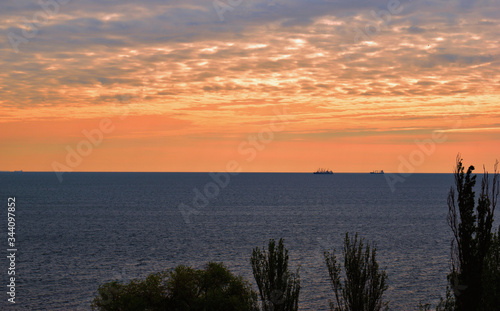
[0, 0, 499, 171]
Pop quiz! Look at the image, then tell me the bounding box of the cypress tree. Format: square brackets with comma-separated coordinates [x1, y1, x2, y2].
[447, 155, 499, 310]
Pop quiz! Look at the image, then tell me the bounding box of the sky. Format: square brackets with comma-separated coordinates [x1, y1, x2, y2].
[0, 0, 499, 173]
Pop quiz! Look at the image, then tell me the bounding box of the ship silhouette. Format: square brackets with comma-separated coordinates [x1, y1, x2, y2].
[313, 168, 333, 174]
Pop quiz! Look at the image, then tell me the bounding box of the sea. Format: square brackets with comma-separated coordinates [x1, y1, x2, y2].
[1, 172, 498, 310]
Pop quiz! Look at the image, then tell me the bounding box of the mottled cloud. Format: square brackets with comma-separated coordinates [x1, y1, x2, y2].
[0, 0, 499, 171]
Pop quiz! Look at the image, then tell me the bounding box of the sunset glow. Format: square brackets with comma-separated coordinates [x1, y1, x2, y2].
[1, 0, 499, 172]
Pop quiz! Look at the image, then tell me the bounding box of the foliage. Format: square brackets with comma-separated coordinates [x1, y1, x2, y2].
[481, 225, 500, 311]
[91, 262, 259, 311]
[446, 155, 499, 311]
[435, 278, 456, 311]
[418, 302, 432, 311]
[91, 272, 167, 311]
[251, 238, 301, 311]
[324, 232, 389, 311]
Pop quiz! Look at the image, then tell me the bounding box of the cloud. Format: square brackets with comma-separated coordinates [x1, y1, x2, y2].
[0, 0, 498, 136]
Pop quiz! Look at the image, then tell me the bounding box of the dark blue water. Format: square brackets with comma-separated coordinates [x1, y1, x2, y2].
[1, 172, 496, 310]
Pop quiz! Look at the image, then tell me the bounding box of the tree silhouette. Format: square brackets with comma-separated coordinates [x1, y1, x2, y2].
[251, 238, 300, 311]
[91, 262, 259, 311]
[324, 232, 388, 311]
[447, 155, 499, 310]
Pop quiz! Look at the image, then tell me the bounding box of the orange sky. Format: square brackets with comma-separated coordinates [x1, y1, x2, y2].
[1, 0, 499, 173]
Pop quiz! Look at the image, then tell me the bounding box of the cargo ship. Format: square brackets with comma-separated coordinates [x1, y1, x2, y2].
[313, 168, 333, 174]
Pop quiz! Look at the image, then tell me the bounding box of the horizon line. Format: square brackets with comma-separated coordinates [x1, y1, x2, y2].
[1, 170, 457, 174]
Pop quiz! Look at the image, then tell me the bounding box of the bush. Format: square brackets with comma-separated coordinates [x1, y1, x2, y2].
[91, 262, 259, 311]
[91, 272, 167, 311]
